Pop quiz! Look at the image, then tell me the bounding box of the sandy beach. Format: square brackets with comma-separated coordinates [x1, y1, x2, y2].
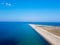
[38, 25, 60, 37]
[29, 24, 60, 45]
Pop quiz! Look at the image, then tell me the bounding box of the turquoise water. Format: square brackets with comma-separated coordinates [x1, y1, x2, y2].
[0, 22, 51, 45]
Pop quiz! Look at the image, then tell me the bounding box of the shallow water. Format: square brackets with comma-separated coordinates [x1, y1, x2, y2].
[0, 22, 51, 45]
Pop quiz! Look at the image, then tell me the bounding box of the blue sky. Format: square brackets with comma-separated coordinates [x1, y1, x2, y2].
[0, 0, 60, 22]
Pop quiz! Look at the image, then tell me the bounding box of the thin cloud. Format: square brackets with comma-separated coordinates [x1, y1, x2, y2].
[0, 2, 12, 6]
[5, 3, 12, 6]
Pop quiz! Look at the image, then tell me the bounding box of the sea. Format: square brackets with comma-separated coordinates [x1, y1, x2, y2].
[0, 22, 60, 45]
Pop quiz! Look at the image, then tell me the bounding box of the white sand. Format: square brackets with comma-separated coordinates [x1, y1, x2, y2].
[29, 24, 60, 45]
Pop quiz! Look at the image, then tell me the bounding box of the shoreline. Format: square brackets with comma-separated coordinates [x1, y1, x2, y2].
[29, 24, 60, 45]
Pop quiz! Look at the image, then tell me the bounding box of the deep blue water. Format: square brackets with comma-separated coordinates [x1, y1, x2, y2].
[28, 22, 60, 26]
[0, 22, 60, 45]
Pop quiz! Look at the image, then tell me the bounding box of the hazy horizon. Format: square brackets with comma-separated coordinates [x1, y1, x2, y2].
[0, 0, 60, 22]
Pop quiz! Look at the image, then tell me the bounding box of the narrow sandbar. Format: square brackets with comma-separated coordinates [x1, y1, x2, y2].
[38, 25, 60, 37]
[29, 24, 60, 45]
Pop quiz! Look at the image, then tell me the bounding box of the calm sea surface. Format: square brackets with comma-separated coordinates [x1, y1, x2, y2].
[0, 22, 60, 45]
